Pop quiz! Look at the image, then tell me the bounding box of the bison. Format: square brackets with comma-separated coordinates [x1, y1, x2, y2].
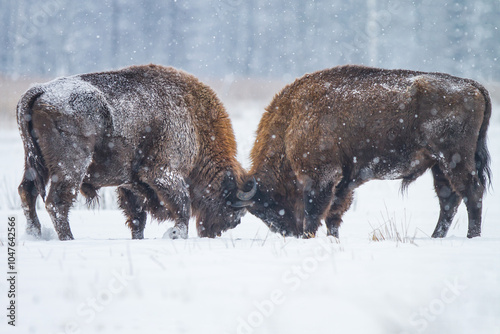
[17, 64, 255, 240]
[243, 65, 491, 239]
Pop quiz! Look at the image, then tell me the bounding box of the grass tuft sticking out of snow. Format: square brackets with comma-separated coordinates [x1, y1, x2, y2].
[369, 207, 417, 245]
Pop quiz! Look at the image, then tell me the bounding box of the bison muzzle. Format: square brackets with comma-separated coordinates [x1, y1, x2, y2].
[17, 64, 254, 240]
[244, 65, 491, 239]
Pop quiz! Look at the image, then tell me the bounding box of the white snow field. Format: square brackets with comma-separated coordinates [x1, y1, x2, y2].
[1, 98, 500, 334]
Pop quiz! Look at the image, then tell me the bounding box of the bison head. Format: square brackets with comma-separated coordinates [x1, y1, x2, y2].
[192, 170, 257, 237]
[236, 175, 302, 237]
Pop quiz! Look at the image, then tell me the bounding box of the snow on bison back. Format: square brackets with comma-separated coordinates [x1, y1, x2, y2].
[244, 65, 491, 239]
[17, 64, 255, 241]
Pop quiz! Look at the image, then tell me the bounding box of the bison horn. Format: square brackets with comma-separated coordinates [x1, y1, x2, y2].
[236, 177, 257, 201]
[230, 200, 254, 208]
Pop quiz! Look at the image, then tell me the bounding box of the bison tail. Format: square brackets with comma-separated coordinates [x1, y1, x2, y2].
[17, 86, 48, 200]
[472, 82, 492, 190]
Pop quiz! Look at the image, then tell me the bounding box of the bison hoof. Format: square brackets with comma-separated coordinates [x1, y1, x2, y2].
[131, 230, 145, 239]
[467, 231, 481, 238]
[431, 230, 446, 238]
[26, 225, 42, 239]
[164, 226, 188, 239]
[327, 228, 339, 239]
[58, 233, 74, 241]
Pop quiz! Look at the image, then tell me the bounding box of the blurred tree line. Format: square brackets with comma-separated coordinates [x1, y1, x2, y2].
[0, 0, 498, 81]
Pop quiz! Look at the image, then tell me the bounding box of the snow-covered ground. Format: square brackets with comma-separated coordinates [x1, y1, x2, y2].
[1, 98, 499, 334]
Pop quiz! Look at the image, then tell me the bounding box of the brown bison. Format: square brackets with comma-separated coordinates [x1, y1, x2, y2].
[17, 64, 255, 240]
[244, 65, 491, 239]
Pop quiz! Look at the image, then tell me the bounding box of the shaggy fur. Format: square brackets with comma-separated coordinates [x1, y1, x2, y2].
[17, 64, 247, 240]
[245, 65, 491, 239]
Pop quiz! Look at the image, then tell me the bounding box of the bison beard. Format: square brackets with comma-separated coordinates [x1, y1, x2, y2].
[245, 65, 491, 239]
[17, 64, 254, 240]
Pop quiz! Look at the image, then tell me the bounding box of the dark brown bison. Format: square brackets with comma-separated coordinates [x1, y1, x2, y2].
[17, 64, 255, 240]
[244, 65, 491, 239]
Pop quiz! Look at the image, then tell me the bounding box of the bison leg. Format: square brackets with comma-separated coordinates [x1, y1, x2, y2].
[45, 180, 79, 241]
[461, 176, 484, 238]
[436, 161, 484, 238]
[325, 178, 355, 238]
[18, 176, 42, 238]
[40, 143, 92, 240]
[303, 180, 335, 238]
[431, 165, 462, 238]
[117, 187, 147, 239]
[144, 172, 190, 239]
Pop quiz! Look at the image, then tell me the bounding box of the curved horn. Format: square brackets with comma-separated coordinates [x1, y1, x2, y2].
[230, 200, 253, 208]
[236, 177, 257, 201]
